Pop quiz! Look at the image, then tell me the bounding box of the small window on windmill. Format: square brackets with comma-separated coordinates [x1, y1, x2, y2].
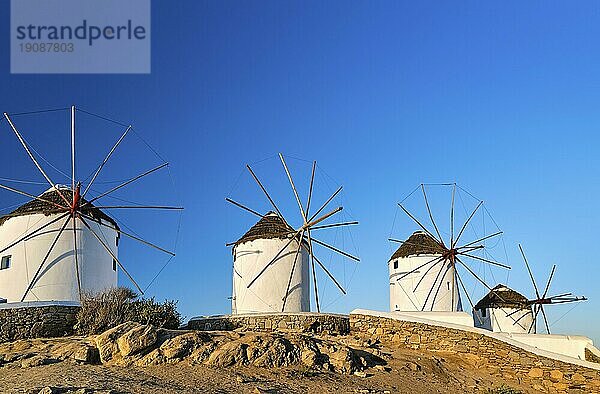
[0, 255, 11, 270]
[112, 259, 117, 271]
[482, 309, 487, 318]
[393, 260, 398, 269]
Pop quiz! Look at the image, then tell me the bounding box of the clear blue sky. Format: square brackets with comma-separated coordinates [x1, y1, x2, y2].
[0, 1, 599, 342]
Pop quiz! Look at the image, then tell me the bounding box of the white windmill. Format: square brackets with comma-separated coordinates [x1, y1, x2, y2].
[0, 106, 181, 303]
[388, 183, 511, 315]
[226, 153, 359, 314]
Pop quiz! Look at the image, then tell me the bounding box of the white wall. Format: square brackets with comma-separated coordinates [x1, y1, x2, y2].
[392, 310, 474, 327]
[389, 254, 461, 312]
[474, 307, 534, 334]
[0, 213, 118, 303]
[505, 333, 595, 361]
[232, 237, 309, 314]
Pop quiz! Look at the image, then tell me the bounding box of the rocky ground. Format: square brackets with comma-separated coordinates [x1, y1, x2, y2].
[0, 322, 529, 393]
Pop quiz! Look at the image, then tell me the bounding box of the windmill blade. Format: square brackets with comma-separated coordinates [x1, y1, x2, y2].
[281, 229, 306, 311]
[421, 260, 448, 311]
[309, 237, 360, 262]
[3, 113, 71, 206]
[453, 200, 483, 248]
[450, 183, 455, 246]
[246, 164, 285, 221]
[72, 213, 82, 300]
[305, 161, 316, 219]
[71, 106, 76, 199]
[397, 203, 442, 248]
[307, 206, 343, 227]
[395, 255, 444, 282]
[78, 212, 175, 256]
[82, 125, 132, 198]
[90, 205, 184, 210]
[461, 231, 503, 248]
[541, 264, 556, 299]
[455, 256, 495, 292]
[247, 229, 303, 288]
[427, 262, 453, 311]
[413, 258, 444, 292]
[539, 305, 551, 334]
[0, 183, 67, 210]
[306, 228, 320, 312]
[310, 221, 359, 231]
[308, 186, 342, 223]
[86, 162, 169, 205]
[79, 215, 144, 294]
[455, 269, 483, 325]
[311, 253, 346, 295]
[519, 244, 542, 300]
[225, 198, 264, 219]
[279, 153, 306, 222]
[457, 245, 485, 253]
[20, 215, 71, 302]
[421, 184, 445, 246]
[0, 212, 70, 255]
[457, 252, 511, 270]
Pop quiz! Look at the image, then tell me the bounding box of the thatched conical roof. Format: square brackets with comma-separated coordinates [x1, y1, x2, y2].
[474, 284, 530, 310]
[390, 231, 445, 261]
[235, 211, 295, 246]
[0, 187, 118, 229]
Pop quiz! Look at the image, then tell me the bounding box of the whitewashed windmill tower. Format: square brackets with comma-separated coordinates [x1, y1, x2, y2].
[227, 153, 359, 314]
[0, 106, 181, 303]
[474, 244, 586, 334]
[389, 183, 511, 314]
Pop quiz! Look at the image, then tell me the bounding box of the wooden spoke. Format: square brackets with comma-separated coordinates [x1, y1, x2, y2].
[71, 106, 76, 199]
[455, 256, 494, 292]
[421, 184, 444, 246]
[398, 203, 442, 248]
[279, 153, 306, 222]
[461, 231, 503, 248]
[422, 260, 448, 311]
[82, 125, 132, 198]
[429, 263, 453, 311]
[455, 269, 482, 324]
[79, 215, 144, 294]
[225, 198, 264, 219]
[246, 164, 285, 220]
[519, 244, 541, 299]
[310, 221, 358, 231]
[453, 200, 483, 248]
[413, 258, 444, 292]
[20, 216, 71, 302]
[395, 255, 443, 282]
[541, 265, 556, 299]
[3, 113, 70, 206]
[307, 228, 320, 312]
[450, 183, 455, 246]
[457, 252, 511, 270]
[281, 228, 306, 311]
[89, 205, 184, 210]
[72, 213, 82, 300]
[305, 161, 316, 219]
[0, 183, 67, 211]
[539, 305, 551, 334]
[247, 229, 303, 288]
[0, 212, 70, 255]
[308, 186, 342, 223]
[86, 162, 169, 205]
[310, 237, 359, 262]
[312, 253, 346, 295]
[79, 212, 175, 256]
[307, 206, 343, 228]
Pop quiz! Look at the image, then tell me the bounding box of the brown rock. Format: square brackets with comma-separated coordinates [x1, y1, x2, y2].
[549, 369, 564, 383]
[117, 324, 158, 357]
[528, 367, 544, 378]
[95, 322, 140, 363]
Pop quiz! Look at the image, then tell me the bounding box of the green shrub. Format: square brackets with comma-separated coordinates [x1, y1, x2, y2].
[76, 287, 182, 335]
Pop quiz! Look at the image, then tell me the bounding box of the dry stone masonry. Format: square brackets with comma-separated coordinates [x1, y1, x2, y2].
[0, 303, 79, 342]
[350, 312, 600, 393]
[187, 312, 349, 335]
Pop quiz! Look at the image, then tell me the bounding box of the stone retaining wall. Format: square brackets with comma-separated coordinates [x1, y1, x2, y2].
[0, 303, 79, 343]
[350, 313, 600, 393]
[188, 313, 349, 335]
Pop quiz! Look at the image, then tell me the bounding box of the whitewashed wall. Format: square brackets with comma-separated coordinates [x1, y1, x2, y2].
[232, 237, 309, 314]
[474, 306, 535, 334]
[0, 213, 118, 303]
[389, 254, 461, 312]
